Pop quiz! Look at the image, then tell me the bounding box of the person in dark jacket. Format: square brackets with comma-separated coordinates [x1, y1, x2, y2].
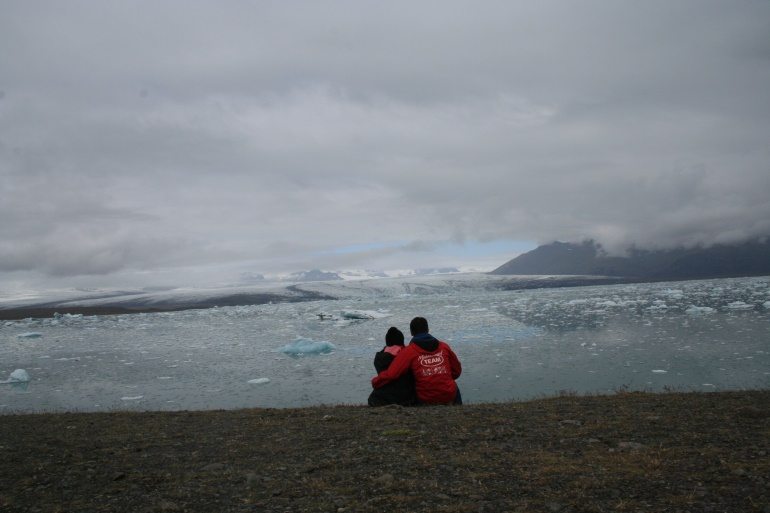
[372, 317, 462, 405]
[367, 327, 417, 407]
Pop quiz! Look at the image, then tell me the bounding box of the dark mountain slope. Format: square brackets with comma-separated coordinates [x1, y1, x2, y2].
[491, 239, 770, 279]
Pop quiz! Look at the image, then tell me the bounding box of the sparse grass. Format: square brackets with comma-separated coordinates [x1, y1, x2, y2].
[1, 391, 769, 512]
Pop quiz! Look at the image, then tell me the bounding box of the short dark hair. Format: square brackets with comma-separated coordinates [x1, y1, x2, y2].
[385, 327, 404, 346]
[409, 316, 429, 336]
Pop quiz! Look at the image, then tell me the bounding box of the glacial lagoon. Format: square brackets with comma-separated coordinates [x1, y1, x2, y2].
[1, 275, 768, 413]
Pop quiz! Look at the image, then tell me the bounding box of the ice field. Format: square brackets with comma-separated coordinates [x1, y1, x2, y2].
[1, 275, 769, 412]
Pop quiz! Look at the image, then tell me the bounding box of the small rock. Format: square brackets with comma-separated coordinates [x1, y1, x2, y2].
[731, 468, 747, 477]
[436, 493, 451, 500]
[373, 473, 394, 486]
[201, 463, 225, 472]
[618, 441, 645, 451]
[158, 500, 179, 512]
[586, 438, 601, 444]
[322, 415, 334, 421]
[245, 473, 259, 488]
[112, 472, 126, 481]
[547, 502, 564, 512]
[559, 420, 582, 427]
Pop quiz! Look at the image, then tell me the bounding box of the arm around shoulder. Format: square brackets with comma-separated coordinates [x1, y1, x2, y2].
[371, 346, 413, 388]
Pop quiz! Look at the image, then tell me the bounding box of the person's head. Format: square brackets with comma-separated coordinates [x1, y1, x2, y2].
[385, 327, 405, 346]
[409, 316, 429, 336]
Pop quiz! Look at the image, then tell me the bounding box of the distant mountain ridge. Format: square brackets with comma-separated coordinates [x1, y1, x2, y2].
[491, 239, 770, 280]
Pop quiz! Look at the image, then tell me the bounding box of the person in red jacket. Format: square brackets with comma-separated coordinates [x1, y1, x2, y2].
[371, 316, 462, 405]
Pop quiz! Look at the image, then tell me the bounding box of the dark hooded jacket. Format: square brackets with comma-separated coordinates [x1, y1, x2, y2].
[367, 346, 417, 406]
[371, 333, 461, 404]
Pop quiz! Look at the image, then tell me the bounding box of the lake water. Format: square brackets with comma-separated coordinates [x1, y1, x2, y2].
[1, 275, 769, 413]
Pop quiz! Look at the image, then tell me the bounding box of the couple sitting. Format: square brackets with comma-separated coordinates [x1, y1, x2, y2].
[369, 316, 462, 406]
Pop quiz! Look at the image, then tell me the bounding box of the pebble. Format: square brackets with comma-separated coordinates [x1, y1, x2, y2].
[617, 441, 645, 451]
[158, 500, 179, 512]
[373, 473, 394, 486]
[245, 473, 259, 488]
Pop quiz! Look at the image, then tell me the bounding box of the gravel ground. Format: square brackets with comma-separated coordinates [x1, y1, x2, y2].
[1, 391, 768, 513]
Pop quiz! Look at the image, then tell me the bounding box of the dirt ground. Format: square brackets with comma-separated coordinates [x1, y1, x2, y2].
[1, 391, 768, 513]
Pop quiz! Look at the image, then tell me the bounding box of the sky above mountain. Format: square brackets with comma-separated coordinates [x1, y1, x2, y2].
[1, 1, 769, 292]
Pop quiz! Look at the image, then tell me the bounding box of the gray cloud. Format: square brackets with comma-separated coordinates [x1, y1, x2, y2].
[1, 1, 769, 286]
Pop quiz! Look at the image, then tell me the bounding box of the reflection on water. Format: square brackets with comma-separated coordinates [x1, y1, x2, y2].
[1, 276, 768, 412]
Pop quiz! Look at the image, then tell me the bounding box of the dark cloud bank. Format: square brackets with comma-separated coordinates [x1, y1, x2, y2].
[1, 1, 769, 288]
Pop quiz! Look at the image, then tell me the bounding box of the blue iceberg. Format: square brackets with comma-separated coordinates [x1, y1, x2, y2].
[280, 338, 335, 356]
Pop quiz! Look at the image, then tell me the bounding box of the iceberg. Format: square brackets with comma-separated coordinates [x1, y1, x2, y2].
[686, 306, 715, 315]
[16, 332, 43, 339]
[0, 369, 31, 384]
[339, 309, 389, 320]
[280, 338, 336, 356]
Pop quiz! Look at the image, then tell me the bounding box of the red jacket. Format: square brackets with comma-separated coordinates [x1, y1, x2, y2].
[372, 334, 461, 404]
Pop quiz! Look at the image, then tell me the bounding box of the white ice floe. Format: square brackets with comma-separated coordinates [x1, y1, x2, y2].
[726, 301, 754, 310]
[16, 332, 43, 339]
[280, 338, 336, 355]
[686, 306, 716, 315]
[651, 369, 668, 374]
[248, 377, 271, 384]
[339, 309, 390, 320]
[0, 369, 31, 383]
[762, 301, 770, 309]
[121, 395, 143, 401]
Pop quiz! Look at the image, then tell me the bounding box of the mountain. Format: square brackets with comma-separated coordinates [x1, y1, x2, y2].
[491, 239, 770, 280]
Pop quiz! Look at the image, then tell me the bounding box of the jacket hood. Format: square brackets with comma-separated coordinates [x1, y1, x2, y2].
[410, 333, 439, 352]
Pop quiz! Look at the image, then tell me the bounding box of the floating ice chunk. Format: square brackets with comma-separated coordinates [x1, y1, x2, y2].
[651, 369, 668, 374]
[686, 306, 715, 315]
[280, 338, 336, 355]
[248, 377, 271, 384]
[339, 310, 389, 320]
[595, 300, 618, 307]
[17, 332, 43, 339]
[567, 299, 589, 305]
[726, 301, 753, 310]
[764, 301, 770, 309]
[664, 289, 684, 298]
[0, 369, 31, 383]
[121, 395, 143, 401]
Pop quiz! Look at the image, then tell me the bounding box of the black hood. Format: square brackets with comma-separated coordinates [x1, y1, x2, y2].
[410, 333, 439, 352]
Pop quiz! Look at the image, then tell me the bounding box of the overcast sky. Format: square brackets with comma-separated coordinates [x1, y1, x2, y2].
[1, 1, 769, 292]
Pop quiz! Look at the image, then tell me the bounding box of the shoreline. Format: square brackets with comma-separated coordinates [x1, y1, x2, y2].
[2, 390, 768, 512]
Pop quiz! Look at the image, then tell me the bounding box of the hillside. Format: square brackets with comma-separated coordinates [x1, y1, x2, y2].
[491, 239, 770, 279]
